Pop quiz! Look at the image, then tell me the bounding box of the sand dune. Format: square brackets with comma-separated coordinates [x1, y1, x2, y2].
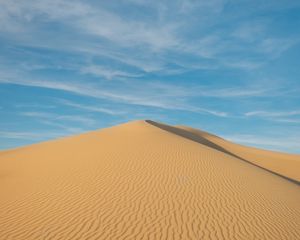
[0, 120, 299, 239]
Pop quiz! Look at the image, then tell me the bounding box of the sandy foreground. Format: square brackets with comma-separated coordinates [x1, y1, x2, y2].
[0, 120, 299, 239]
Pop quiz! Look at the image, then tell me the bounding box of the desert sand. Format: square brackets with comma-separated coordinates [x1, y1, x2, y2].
[0, 120, 299, 239]
[175, 124, 300, 183]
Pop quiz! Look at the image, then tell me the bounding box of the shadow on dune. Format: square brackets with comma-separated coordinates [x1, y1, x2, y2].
[146, 120, 300, 186]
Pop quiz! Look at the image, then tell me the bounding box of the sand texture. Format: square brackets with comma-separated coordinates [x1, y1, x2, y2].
[175, 124, 300, 183]
[0, 120, 300, 239]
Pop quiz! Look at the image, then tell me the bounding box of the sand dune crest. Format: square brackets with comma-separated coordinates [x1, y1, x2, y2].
[174, 124, 300, 183]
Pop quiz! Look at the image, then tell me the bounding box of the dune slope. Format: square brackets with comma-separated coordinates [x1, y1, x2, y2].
[0, 120, 300, 240]
[174, 124, 300, 183]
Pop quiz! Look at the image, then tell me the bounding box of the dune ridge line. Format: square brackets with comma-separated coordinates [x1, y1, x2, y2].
[145, 120, 300, 185]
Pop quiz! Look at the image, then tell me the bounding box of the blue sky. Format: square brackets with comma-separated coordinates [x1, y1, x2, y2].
[0, 0, 300, 153]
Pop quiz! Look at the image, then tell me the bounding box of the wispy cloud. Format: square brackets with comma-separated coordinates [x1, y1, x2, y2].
[223, 134, 300, 153]
[199, 87, 270, 98]
[20, 111, 97, 126]
[273, 118, 300, 124]
[244, 110, 300, 127]
[223, 60, 264, 70]
[0, 0, 179, 51]
[2, 64, 290, 117]
[1, 0, 297, 75]
[259, 38, 297, 58]
[0, 130, 65, 140]
[80, 65, 142, 80]
[245, 110, 300, 117]
[0, 74, 229, 117]
[14, 103, 56, 109]
[57, 99, 125, 115]
[232, 20, 267, 42]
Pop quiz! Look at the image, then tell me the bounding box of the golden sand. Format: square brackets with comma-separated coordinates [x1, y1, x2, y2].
[0, 120, 299, 239]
